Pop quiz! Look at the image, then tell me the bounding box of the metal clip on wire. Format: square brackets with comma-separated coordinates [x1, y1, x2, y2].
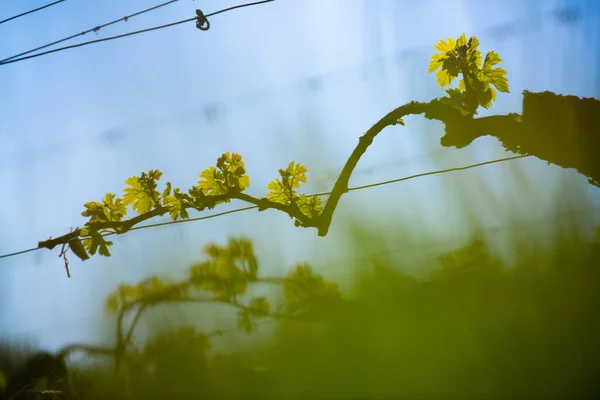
[196, 9, 210, 31]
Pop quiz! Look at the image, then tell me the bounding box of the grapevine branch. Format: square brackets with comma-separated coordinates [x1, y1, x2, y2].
[0, 156, 534, 261]
[34, 101, 519, 250]
[32, 33, 600, 270]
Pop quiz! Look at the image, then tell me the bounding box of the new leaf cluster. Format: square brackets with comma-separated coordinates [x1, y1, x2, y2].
[69, 153, 322, 261]
[429, 33, 509, 115]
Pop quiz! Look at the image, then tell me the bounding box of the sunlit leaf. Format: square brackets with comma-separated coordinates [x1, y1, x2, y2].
[164, 193, 189, 220]
[198, 166, 228, 196]
[297, 194, 323, 218]
[434, 37, 457, 54]
[267, 162, 309, 205]
[429, 37, 459, 86]
[287, 162, 308, 188]
[428, 54, 443, 74]
[201, 152, 252, 194]
[81, 193, 127, 225]
[237, 175, 250, 190]
[223, 152, 251, 190]
[225, 152, 244, 175]
[435, 68, 456, 87]
[104, 193, 127, 221]
[122, 176, 157, 215]
[480, 51, 509, 93]
[466, 36, 482, 71]
[81, 201, 106, 222]
[266, 179, 288, 204]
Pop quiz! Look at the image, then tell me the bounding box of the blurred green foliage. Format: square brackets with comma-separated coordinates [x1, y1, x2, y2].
[5, 222, 600, 399]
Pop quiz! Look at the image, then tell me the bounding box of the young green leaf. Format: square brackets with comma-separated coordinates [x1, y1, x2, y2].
[122, 176, 158, 215]
[434, 37, 457, 55]
[266, 179, 288, 204]
[435, 65, 457, 87]
[222, 152, 245, 176]
[106, 194, 126, 221]
[286, 162, 308, 188]
[81, 201, 107, 223]
[236, 174, 251, 191]
[428, 37, 460, 87]
[465, 36, 482, 72]
[480, 51, 509, 93]
[198, 166, 228, 196]
[297, 194, 323, 218]
[201, 152, 252, 194]
[163, 190, 190, 221]
[266, 162, 309, 205]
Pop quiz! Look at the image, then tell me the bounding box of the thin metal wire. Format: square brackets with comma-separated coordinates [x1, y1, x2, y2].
[1, 1, 180, 64]
[0, 0, 66, 26]
[0, 0, 275, 66]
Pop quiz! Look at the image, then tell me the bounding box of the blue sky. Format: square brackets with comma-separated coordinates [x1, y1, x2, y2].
[1, 0, 599, 352]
